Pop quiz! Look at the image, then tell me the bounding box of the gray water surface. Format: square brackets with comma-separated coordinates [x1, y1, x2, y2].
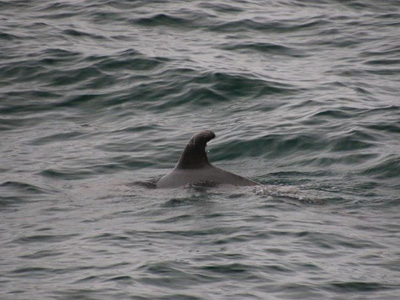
[1, 0, 400, 299]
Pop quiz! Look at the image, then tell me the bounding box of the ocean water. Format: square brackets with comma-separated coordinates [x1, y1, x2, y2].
[1, 0, 400, 299]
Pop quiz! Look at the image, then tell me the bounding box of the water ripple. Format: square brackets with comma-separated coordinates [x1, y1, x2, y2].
[1, 0, 400, 299]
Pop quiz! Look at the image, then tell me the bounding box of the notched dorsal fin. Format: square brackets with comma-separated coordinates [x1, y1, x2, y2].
[176, 130, 216, 169]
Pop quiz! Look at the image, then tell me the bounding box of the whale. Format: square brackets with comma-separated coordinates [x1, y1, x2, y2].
[156, 130, 259, 188]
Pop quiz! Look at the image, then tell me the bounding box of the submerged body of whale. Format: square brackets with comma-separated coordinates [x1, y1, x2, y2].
[156, 130, 259, 188]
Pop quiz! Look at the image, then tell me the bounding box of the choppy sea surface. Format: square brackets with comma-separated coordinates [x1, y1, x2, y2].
[1, 0, 400, 299]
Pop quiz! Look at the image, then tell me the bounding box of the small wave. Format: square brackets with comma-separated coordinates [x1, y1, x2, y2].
[325, 281, 393, 293]
[62, 28, 107, 41]
[211, 133, 325, 160]
[199, 2, 244, 13]
[29, 131, 86, 145]
[97, 53, 168, 72]
[142, 69, 295, 112]
[312, 108, 356, 119]
[0, 180, 58, 208]
[330, 129, 377, 152]
[133, 13, 195, 28]
[366, 122, 400, 134]
[0, 180, 46, 194]
[362, 155, 400, 179]
[106, 275, 133, 282]
[39, 168, 94, 180]
[364, 58, 400, 66]
[0, 32, 19, 41]
[219, 41, 306, 57]
[0, 116, 43, 131]
[14, 233, 78, 244]
[211, 17, 328, 33]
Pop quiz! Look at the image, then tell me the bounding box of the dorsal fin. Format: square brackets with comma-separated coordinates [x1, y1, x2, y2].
[175, 130, 216, 169]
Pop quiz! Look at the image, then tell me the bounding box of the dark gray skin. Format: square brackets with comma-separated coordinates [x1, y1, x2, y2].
[156, 130, 259, 188]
